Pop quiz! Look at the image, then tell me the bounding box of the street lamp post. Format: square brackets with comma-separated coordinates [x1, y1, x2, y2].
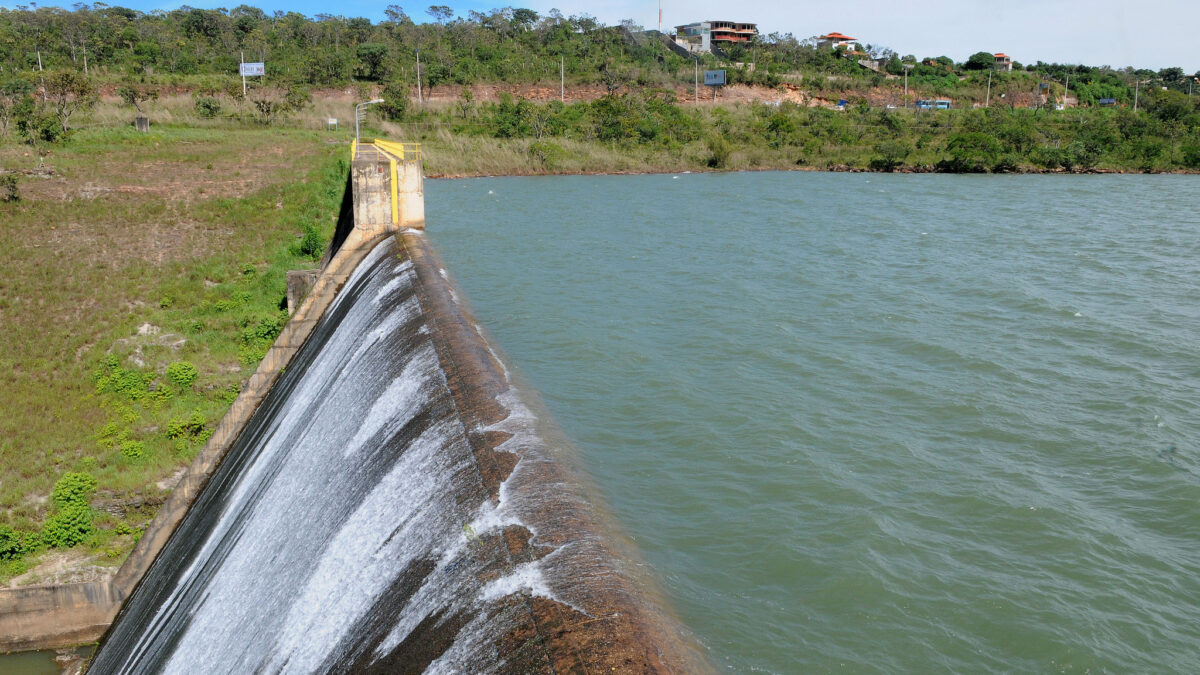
[355, 98, 384, 144]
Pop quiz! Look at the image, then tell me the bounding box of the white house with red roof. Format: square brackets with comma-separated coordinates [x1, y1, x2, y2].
[994, 53, 1013, 71]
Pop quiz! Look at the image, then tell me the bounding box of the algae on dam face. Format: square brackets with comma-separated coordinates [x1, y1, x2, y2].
[90, 235, 700, 672]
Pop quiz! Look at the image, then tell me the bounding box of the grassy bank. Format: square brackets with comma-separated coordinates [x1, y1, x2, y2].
[400, 92, 1200, 176]
[0, 118, 344, 583]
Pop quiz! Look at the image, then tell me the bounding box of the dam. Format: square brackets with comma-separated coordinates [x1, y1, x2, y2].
[0, 142, 700, 671]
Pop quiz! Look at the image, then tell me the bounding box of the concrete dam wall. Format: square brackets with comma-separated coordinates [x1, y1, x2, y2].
[74, 144, 704, 671]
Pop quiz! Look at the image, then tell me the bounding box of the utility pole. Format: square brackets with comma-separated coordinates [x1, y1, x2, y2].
[1063, 75, 1069, 107]
[1134, 78, 1141, 111]
[241, 50, 246, 96]
[658, 0, 662, 34]
[694, 57, 699, 104]
[903, 63, 912, 108]
[82, 43, 88, 75]
[560, 54, 564, 102]
[37, 48, 45, 103]
[986, 68, 992, 107]
[416, 47, 422, 103]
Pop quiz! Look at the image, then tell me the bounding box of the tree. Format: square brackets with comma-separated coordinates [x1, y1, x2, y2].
[870, 140, 911, 171]
[379, 80, 409, 121]
[1158, 67, 1184, 83]
[0, 79, 34, 139]
[248, 89, 284, 124]
[599, 58, 632, 96]
[1143, 88, 1194, 122]
[118, 82, 158, 114]
[384, 5, 410, 24]
[512, 8, 538, 30]
[426, 5, 453, 24]
[356, 43, 389, 80]
[940, 131, 1002, 172]
[964, 51, 994, 71]
[44, 71, 97, 133]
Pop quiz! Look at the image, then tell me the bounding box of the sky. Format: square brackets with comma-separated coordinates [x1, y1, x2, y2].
[6, 0, 1198, 72]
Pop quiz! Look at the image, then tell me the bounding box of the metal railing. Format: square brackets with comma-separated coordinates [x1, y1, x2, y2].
[372, 140, 421, 162]
[351, 139, 421, 163]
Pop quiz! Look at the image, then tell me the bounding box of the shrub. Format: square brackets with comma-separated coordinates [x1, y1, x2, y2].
[285, 85, 312, 112]
[0, 528, 40, 560]
[165, 361, 199, 389]
[1182, 142, 1200, 169]
[0, 526, 20, 560]
[0, 174, 18, 202]
[238, 311, 287, 365]
[52, 472, 97, 510]
[294, 224, 324, 260]
[166, 411, 207, 439]
[869, 141, 911, 171]
[119, 439, 147, 459]
[706, 134, 732, 168]
[93, 355, 154, 401]
[379, 81, 409, 121]
[42, 502, 93, 548]
[194, 95, 222, 118]
[17, 107, 64, 144]
[528, 140, 566, 167]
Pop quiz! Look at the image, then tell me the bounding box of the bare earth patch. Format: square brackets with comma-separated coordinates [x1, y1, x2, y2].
[9, 550, 115, 588]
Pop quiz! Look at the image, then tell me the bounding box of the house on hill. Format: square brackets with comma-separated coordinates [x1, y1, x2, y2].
[818, 32, 857, 50]
[994, 53, 1013, 71]
[674, 20, 758, 54]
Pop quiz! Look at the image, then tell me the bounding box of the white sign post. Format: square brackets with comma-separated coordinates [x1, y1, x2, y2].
[239, 52, 265, 95]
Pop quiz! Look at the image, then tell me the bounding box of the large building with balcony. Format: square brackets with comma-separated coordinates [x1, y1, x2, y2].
[674, 20, 758, 53]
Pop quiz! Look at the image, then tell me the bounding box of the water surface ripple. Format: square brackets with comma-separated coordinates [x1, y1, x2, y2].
[427, 172, 1200, 672]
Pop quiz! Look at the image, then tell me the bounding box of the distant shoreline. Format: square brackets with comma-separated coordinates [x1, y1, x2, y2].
[425, 165, 1199, 179]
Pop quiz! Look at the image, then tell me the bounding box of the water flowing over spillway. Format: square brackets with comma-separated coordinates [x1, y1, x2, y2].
[90, 235, 697, 673]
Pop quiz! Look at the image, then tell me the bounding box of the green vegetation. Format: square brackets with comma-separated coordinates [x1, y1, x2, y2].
[0, 4, 1195, 108]
[0, 4, 1195, 177]
[398, 91, 1200, 175]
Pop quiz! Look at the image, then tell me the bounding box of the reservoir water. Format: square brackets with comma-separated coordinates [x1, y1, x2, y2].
[425, 172, 1200, 672]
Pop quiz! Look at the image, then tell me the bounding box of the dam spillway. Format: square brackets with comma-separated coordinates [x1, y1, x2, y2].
[88, 232, 699, 672]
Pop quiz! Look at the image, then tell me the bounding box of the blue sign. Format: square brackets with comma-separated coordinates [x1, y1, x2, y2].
[704, 70, 726, 86]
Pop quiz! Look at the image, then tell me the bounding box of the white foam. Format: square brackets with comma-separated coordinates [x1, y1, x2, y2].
[478, 561, 553, 603]
[343, 348, 438, 457]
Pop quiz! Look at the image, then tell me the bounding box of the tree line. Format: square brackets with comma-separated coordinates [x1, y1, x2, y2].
[2, 4, 1195, 98]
